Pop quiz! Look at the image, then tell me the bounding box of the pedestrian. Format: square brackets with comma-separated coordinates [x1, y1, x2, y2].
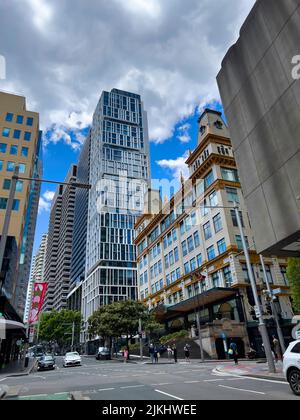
[153, 346, 159, 364]
[123, 347, 129, 363]
[149, 344, 155, 364]
[229, 340, 238, 365]
[184, 343, 191, 362]
[272, 336, 281, 362]
[167, 345, 173, 362]
[172, 343, 178, 364]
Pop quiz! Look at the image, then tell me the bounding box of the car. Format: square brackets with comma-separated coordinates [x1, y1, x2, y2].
[63, 352, 82, 368]
[38, 355, 56, 371]
[96, 347, 111, 360]
[283, 340, 300, 396]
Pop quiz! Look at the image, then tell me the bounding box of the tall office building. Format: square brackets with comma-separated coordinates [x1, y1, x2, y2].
[24, 234, 48, 323]
[217, 0, 300, 256]
[68, 133, 91, 312]
[0, 91, 42, 367]
[82, 89, 150, 332]
[44, 165, 77, 312]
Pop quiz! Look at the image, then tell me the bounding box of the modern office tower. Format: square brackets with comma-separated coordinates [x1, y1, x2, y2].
[68, 133, 91, 312]
[82, 89, 150, 333]
[24, 234, 48, 323]
[44, 165, 77, 312]
[135, 109, 293, 359]
[217, 0, 300, 256]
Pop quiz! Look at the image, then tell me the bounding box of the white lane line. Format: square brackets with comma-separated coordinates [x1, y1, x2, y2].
[151, 383, 172, 386]
[184, 381, 200, 384]
[236, 375, 288, 385]
[120, 385, 145, 389]
[0, 378, 7, 382]
[20, 394, 48, 398]
[204, 379, 226, 382]
[98, 388, 115, 392]
[218, 385, 265, 395]
[155, 390, 184, 401]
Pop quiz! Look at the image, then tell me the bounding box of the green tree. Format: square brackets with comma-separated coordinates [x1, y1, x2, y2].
[39, 310, 82, 350]
[287, 258, 300, 312]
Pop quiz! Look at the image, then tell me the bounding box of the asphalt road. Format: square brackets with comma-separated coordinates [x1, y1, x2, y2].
[1, 356, 299, 401]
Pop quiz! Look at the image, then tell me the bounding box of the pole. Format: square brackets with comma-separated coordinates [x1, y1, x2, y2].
[195, 284, 205, 362]
[71, 321, 75, 352]
[0, 166, 19, 291]
[260, 255, 286, 354]
[234, 204, 276, 373]
[139, 319, 143, 362]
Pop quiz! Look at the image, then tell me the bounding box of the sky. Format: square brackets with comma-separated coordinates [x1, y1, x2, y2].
[0, 0, 256, 254]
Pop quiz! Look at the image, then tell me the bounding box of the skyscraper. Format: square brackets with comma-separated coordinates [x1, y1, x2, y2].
[82, 89, 150, 331]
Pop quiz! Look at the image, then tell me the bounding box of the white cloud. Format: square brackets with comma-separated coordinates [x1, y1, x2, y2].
[177, 123, 192, 144]
[38, 190, 55, 214]
[0, 0, 255, 147]
[156, 152, 190, 181]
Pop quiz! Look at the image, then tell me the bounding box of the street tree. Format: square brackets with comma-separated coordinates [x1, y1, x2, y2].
[287, 258, 300, 312]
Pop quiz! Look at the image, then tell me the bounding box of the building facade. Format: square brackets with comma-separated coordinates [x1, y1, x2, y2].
[44, 166, 77, 312]
[24, 233, 48, 323]
[82, 89, 150, 333]
[135, 109, 293, 359]
[217, 0, 300, 256]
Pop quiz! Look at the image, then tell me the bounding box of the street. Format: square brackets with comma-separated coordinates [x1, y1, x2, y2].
[1, 357, 298, 400]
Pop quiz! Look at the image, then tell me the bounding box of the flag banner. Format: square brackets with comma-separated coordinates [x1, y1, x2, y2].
[29, 283, 48, 325]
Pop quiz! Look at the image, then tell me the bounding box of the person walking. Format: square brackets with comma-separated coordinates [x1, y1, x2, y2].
[123, 347, 129, 364]
[167, 345, 173, 363]
[229, 340, 238, 365]
[272, 336, 282, 362]
[149, 344, 155, 364]
[184, 343, 191, 363]
[172, 343, 178, 364]
[153, 346, 159, 364]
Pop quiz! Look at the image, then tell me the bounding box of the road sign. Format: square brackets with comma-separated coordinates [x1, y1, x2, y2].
[254, 305, 262, 318]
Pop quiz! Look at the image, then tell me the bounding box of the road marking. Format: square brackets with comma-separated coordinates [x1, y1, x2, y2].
[155, 390, 184, 401]
[20, 394, 48, 398]
[238, 375, 288, 385]
[120, 385, 145, 389]
[204, 379, 226, 382]
[151, 383, 172, 386]
[218, 385, 265, 395]
[98, 388, 115, 392]
[184, 381, 200, 384]
[0, 378, 7, 382]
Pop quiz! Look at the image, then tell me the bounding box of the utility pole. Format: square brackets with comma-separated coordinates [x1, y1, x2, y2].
[234, 204, 276, 373]
[260, 255, 286, 355]
[139, 319, 143, 362]
[71, 321, 75, 352]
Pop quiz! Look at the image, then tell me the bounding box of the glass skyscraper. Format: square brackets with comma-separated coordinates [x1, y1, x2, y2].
[82, 89, 150, 329]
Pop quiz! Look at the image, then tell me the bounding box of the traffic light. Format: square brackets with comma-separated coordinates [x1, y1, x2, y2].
[265, 303, 272, 315]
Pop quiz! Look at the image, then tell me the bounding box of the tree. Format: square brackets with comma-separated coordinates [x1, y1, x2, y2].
[287, 258, 300, 312]
[39, 310, 82, 351]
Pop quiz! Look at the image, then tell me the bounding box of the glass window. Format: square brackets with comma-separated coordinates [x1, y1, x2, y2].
[182, 240, 188, 257]
[217, 238, 227, 254]
[280, 266, 288, 286]
[221, 167, 239, 182]
[194, 231, 200, 248]
[0, 198, 7, 210]
[172, 229, 177, 242]
[164, 255, 169, 270]
[5, 113, 14, 122]
[169, 251, 174, 266]
[2, 128, 10, 137]
[187, 236, 194, 253]
[203, 222, 212, 240]
[7, 162, 15, 172]
[260, 264, 273, 284]
[16, 115, 24, 124]
[13, 130, 21, 139]
[180, 221, 185, 236]
[12, 199, 20, 212]
[24, 132, 31, 141]
[10, 145, 18, 155]
[213, 213, 223, 233]
[197, 254, 202, 268]
[236, 235, 249, 250]
[27, 117, 34, 126]
[19, 163, 26, 173]
[291, 343, 300, 354]
[0, 143, 7, 153]
[231, 210, 245, 228]
[184, 262, 191, 274]
[3, 179, 11, 190]
[190, 258, 197, 272]
[0, 161, 3, 171]
[212, 272, 220, 288]
[174, 247, 179, 262]
[201, 199, 209, 217]
[226, 187, 239, 203]
[223, 267, 233, 287]
[207, 245, 216, 261]
[204, 170, 215, 190]
[209, 191, 218, 207]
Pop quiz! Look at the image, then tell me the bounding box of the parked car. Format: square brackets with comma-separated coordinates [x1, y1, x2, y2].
[283, 340, 300, 396]
[38, 355, 56, 371]
[63, 352, 82, 368]
[96, 347, 111, 360]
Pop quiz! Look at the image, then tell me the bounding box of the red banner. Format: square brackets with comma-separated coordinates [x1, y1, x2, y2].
[29, 283, 48, 325]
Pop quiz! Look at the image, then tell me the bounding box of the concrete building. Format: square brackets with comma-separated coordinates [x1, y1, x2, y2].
[135, 109, 293, 359]
[217, 0, 300, 257]
[0, 91, 42, 368]
[68, 133, 91, 312]
[44, 166, 77, 312]
[82, 89, 150, 339]
[24, 234, 48, 323]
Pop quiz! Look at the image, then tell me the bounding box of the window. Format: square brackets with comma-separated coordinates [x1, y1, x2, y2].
[226, 187, 239, 203]
[213, 213, 222, 233]
[203, 222, 212, 240]
[260, 265, 273, 284]
[0, 143, 7, 153]
[7, 162, 15, 172]
[212, 272, 220, 288]
[209, 191, 218, 207]
[5, 113, 13, 122]
[184, 262, 191, 275]
[27, 117, 34, 126]
[197, 254, 202, 268]
[221, 167, 239, 182]
[187, 236, 194, 253]
[172, 229, 177, 242]
[13, 199, 20, 211]
[180, 221, 185, 236]
[164, 255, 169, 270]
[169, 251, 174, 266]
[10, 145, 18, 155]
[0, 198, 7, 210]
[24, 132, 31, 141]
[174, 247, 179, 262]
[223, 267, 233, 287]
[280, 266, 289, 286]
[217, 238, 227, 254]
[16, 115, 24, 124]
[0, 161, 3, 171]
[182, 240, 188, 257]
[194, 231, 200, 248]
[3, 179, 11, 190]
[207, 246, 216, 261]
[176, 268, 181, 279]
[2, 128, 10, 137]
[190, 258, 197, 272]
[291, 343, 300, 354]
[204, 171, 215, 190]
[19, 163, 26, 173]
[241, 263, 255, 283]
[201, 199, 209, 217]
[13, 130, 21, 139]
[231, 210, 245, 228]
[236, 235, 249, 250]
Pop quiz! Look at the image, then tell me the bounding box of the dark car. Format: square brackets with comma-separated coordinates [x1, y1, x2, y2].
[38, 355, 56, 371]
[96, 347, 111, 360]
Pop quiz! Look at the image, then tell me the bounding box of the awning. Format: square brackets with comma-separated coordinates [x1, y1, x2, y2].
[0, 318, 25, 330]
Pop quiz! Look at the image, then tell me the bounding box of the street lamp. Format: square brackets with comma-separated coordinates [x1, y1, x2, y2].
[192, 273, 205, 363]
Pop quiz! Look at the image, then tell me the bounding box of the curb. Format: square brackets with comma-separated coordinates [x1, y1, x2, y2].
[4, 359, 38, 378]
[214, 367, 285, 382]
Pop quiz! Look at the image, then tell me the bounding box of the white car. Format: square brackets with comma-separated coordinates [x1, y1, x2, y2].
[283, 340, 300, 396]
[63, 352, 82, 368]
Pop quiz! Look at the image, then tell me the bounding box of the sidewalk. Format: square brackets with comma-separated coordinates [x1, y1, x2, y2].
[215, 361, 285, 381]
[0, 358, 36, 379]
